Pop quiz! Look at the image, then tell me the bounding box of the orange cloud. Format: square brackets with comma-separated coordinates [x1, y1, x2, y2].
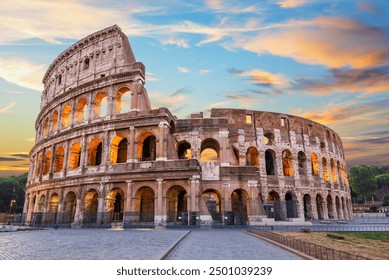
[277, 0, 308, 8]
[237, 16, 389, 69]
[231, 68, 290, 88]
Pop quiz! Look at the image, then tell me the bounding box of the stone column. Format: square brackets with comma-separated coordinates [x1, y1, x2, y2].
[219, 130, 229, 166]
[63, 139, 70, 176]
[86, 92, 93, 122]
[127, 126, 135, 162]
[96, 197, 105, 225]
[69, 98, 76, 127]
[39, 148, 46, 182]
[157, 121, 169, 161]
[155, 178, 165, 224]
[124, 180, 133, 227]
[72, 198, 83, 228]
[131, 80, 142, 111]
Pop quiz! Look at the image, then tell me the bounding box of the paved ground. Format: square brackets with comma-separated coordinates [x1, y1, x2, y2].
[0, 228, 301, 260]
[0, 228, 189, 260]
[167, 229, 301, 260]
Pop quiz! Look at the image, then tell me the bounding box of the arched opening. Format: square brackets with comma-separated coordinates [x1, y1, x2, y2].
[303, 194, 313, 220]
[327, 195, 335, 219]
[107, 188, 124, 222]
[142, 136, 156, 161]
[263, 132, 274, 145]
[311, 153, 319, 175]
[88, 138, 103, 166]
[265, 149, 276, 175]
[110, 135, 128, 164]
[61, 104, 72, 128]
[322, 157, 330, 182]
[135, 186, 155, 223]
[266, 191, 282, 220]
[83, 189, 98, 224]
[341, 197, 346, 219]
[43, 150, 52, 175]
[335, 196, 341, 220]
[330, 158, 337, 182]
[177, 141, 192, 159]
[45, 193, 58, 224]
[316, 194, 324, 220]
[38, 195, 46, 212]
[48, 193, 59, 213]
[246, 147, 259, 166]
[54, 146, 65, 172]
[233, 147, 239, 165]
[36, 153, 43, 177]
[282, 149, 294, 176]
[50, 111, 58, 133]
[231, 189, 248, 225]
[93, 92, 108, 118]
[75, 98, 88, 124]
[285, 192, 298, 218]
[166, 186, 188, 224]
[200, 138, 220, 162]
[68, 142, 81, 169]
[298, 151, 307, 176]
[63, 192, 77, 224]
[42, 117, 49, 137]
[201, 189, 222, 222]
[115, 87, 131, 114]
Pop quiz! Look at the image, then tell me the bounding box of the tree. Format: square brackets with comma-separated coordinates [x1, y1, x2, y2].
[0, 173, 27, 213]
[349, 166, 377, 202]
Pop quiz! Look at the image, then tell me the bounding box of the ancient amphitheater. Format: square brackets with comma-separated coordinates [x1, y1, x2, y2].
[23, 25, 352, 228]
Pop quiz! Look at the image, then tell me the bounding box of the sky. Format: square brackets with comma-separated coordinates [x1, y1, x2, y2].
[0, 0, 388, 176]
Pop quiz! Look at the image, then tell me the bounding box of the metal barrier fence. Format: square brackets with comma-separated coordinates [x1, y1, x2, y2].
[252, 225, 389, 232]
[247, 230, 371, 260]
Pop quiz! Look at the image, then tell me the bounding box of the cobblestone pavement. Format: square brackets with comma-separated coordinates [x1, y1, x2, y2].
[167, 229, 302, 260]
[0, 228, 189, 260]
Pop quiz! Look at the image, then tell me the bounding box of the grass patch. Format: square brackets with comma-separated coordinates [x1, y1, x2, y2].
[338, 232, 389, 240]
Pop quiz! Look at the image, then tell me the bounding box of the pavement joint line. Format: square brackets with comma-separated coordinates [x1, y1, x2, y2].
[158, 230, 192, 260]
[244, 230, 316, 260]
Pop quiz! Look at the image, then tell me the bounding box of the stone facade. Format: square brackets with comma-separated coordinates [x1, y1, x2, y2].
[23, 25, 352, 228]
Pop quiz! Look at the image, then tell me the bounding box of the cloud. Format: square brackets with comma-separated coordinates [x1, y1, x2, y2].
[0, 157, 23, 162]
[160, 37, 189, 48]
[177, 67, 190, 73]
[223, 93, 259, 107]
[10, 153, 30, 159]
[199, 69, 211, 75]
[0, 58, 45, 91]
[171, 87, 192, 97]
[293, 67, 389, 96]
[0, 0, 155, 44]
[205, 0, 258, 14]
[0, 102, 16, 114]
[277, 0, 308, 8]
[146, 72, 160, 81]
[234, 16, 389, 69]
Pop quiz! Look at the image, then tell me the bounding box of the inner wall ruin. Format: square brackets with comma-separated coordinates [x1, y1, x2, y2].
[23, 25, 352, 228]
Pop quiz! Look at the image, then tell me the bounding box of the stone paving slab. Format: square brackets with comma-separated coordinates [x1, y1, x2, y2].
[167, 229, 302, 260]
[0, 228, 189, 260]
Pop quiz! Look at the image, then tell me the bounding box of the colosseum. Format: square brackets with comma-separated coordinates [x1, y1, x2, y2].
[23, 25, 353, 228]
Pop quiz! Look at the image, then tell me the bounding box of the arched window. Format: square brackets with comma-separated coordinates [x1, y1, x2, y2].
[50, 111, 58, 133]
[330, 158, 337, 182]
[282, 149, 293, 176]
[265, 149, 276, 175]
[141, 136, 156, 161]
[42, 117, 49, 137]
[200, 138, 220, 162]
[110, 136, 128, 164]
[75, 98, 88, 124]
[115, 87, 131, 114]
[263, 132, 274, 145]
[298, 151, 307, 175]
[93, 92, 108, 118]
[177, 141, 192, 159]
[68, 142, 81, 169]
[322, 157, 330, 182]
[43, 150, 52, 175]
[88, 139, 103, 166]
[246, 147, 259, 166]
[54, 146, 65, 172]
[311, 153, 319, 175]
[61, 104, 72, 128]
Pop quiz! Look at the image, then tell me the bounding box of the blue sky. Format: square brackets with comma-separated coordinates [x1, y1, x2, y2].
[0, 0, 389, 176]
